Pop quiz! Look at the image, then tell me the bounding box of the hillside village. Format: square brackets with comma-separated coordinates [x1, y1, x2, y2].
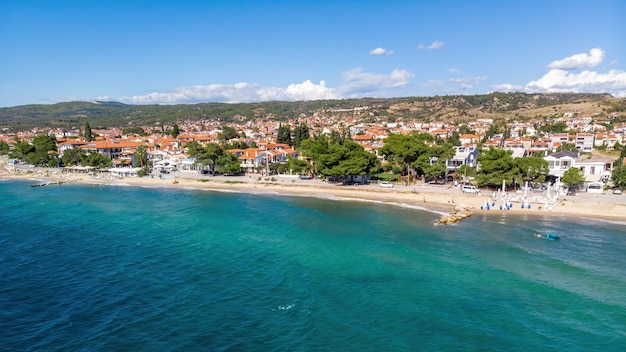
[2, 94, 626, 193]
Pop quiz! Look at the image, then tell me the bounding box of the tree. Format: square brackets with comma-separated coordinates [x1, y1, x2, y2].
[413, 143, 455, 177]
[329, 130, 343, 145]
[82, 152, 112, 168]
[171, 123, 181, 138]
[611, 165, 626, 190]
[515, 156, 549, 182]
[378, 132, 433, 176]
[475, 147, 519, 187]
[0, 140, 10, 155]
[216, 152, 243, 175]
[276, 155, 311, 175]
[84, 122, 93, 142]
[61, 147, 87, 166]
[293, 123, 309, 148]
[277, 123, 292, 145]
[299, 134, 330, 175]
[218, 126, 238, 141]
[9, 138, 35, 161]
[188, 142, 226, 174]
[17, 134, 58, 166]
[133, 145, 149, 169]
[319, 140, 379, 180]
[561, 167, 585, 187]
[457, 164, 476, 179]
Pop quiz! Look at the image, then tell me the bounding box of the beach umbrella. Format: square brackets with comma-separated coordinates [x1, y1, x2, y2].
[524, 181, 528, 198]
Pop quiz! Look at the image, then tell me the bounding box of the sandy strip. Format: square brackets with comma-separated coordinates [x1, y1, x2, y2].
[3, 171, 626, 222]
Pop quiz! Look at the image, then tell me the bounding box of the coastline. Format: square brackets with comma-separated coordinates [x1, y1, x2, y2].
[3, 170, 626, 222]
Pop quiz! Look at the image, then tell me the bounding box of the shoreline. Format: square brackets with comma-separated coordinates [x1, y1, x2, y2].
[3, 170, 626, 223]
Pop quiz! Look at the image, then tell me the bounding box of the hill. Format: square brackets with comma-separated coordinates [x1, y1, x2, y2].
[0, 93, 623, 131]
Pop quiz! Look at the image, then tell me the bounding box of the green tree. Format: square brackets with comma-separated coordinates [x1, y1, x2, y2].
[9, 138, 35, 161]
[475, 147, 520, 187]
[61, 147, 87, 166]
[293, 123, 309, 148]
[171, 123, 181, 138]
[276, 155, 311, 175]
[515, 156, 549, 182]
[423, 162, 446, 183]
[84, 122, 93, 142]
[447, 131, 461, 146]
[188, 142, 226, 174]
[299, 134, 330, 175]
[378, 132, 433, 176]
[540, 121, 568, 134]
[219, 126, 238, 141]
[329, 130, 344, 145]
[277, 123, 292, 145]
[133, 145, 149, 169]
[82, 152, 112, 168]
[611, 165, 626, 189]
[319, 140, 379, 180]
[561, 167, 585, 187]
[216, 152, 243, 175]
[0, 140, 10, 155]
[553, 142, 578, 153]
[413, 143, 455, 177]
[21, 134, 58, 166]
[456, 164, 477, 182]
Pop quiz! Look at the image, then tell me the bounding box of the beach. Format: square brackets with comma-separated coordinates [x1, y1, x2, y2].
[3, 168, 626, 221]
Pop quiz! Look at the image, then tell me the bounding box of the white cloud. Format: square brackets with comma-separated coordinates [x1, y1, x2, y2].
[448, 76, 488, 90]
[419, 40, 445, 50]
[334, 68, 414, 97]
[493, 48, 626, 98]
[370, 47, 393, 55]
[492, 83, 524, 92]
[117, 68, 415, 104]
[547, 48, 604, 70]
[525, 69, 626, 97]
[119, 81, 339, 104]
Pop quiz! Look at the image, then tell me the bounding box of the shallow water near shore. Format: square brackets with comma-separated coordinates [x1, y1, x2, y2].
[2, 180, 626, 351]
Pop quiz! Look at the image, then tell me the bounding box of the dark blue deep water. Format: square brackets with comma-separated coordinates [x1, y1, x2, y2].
[1, 179, 626, 351]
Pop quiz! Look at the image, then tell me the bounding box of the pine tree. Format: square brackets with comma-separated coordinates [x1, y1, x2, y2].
[84, 122, 93, 142]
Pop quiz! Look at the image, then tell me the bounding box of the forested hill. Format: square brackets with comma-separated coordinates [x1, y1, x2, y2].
[0, 92, 623, 130]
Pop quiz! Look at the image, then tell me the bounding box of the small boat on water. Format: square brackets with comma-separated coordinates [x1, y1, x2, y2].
[534, 233, 560, 240]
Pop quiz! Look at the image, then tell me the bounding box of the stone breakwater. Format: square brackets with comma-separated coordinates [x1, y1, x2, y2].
[439, 204, 473, 224]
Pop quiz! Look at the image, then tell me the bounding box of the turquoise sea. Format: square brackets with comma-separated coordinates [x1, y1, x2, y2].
[1, 179, 625, 351]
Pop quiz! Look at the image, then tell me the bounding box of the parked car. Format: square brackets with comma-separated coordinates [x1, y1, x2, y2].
[613, 188, 623, 195]
[566, 187, 576, 196]
[461, 185, 480, 194]
[379, 181, 394, 188]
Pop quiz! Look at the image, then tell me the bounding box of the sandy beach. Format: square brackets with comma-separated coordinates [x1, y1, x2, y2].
[3, 167, 626, 223]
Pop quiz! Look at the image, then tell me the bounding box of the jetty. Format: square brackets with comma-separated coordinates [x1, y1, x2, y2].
[439, 204, 473, 225]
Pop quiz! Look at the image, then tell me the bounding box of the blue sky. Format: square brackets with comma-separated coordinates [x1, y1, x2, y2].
[1, 0, 624, 107]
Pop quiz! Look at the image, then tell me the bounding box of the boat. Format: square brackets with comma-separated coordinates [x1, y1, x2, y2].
[533, 233, 560, 240]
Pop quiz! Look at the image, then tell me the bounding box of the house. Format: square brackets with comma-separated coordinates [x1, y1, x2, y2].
[544, 150, 579, 178]
[575, 133, 595, 153]
[80, 140, 144, 160]
[446, 146, 478, 172]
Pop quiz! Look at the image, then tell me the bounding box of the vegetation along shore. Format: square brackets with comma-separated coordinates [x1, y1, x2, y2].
[1, 92, 625, 224]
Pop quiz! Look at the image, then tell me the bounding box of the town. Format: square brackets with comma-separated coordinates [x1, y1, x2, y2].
[1, 93, 625, 196]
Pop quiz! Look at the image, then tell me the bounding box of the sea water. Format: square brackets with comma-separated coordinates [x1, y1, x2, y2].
[1, 179, 625, 351]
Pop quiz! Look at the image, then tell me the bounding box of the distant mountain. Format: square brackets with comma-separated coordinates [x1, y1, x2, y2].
[0, 93, 622, 131]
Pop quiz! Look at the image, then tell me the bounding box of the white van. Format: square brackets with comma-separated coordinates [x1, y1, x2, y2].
[461, 185, 480, 194]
